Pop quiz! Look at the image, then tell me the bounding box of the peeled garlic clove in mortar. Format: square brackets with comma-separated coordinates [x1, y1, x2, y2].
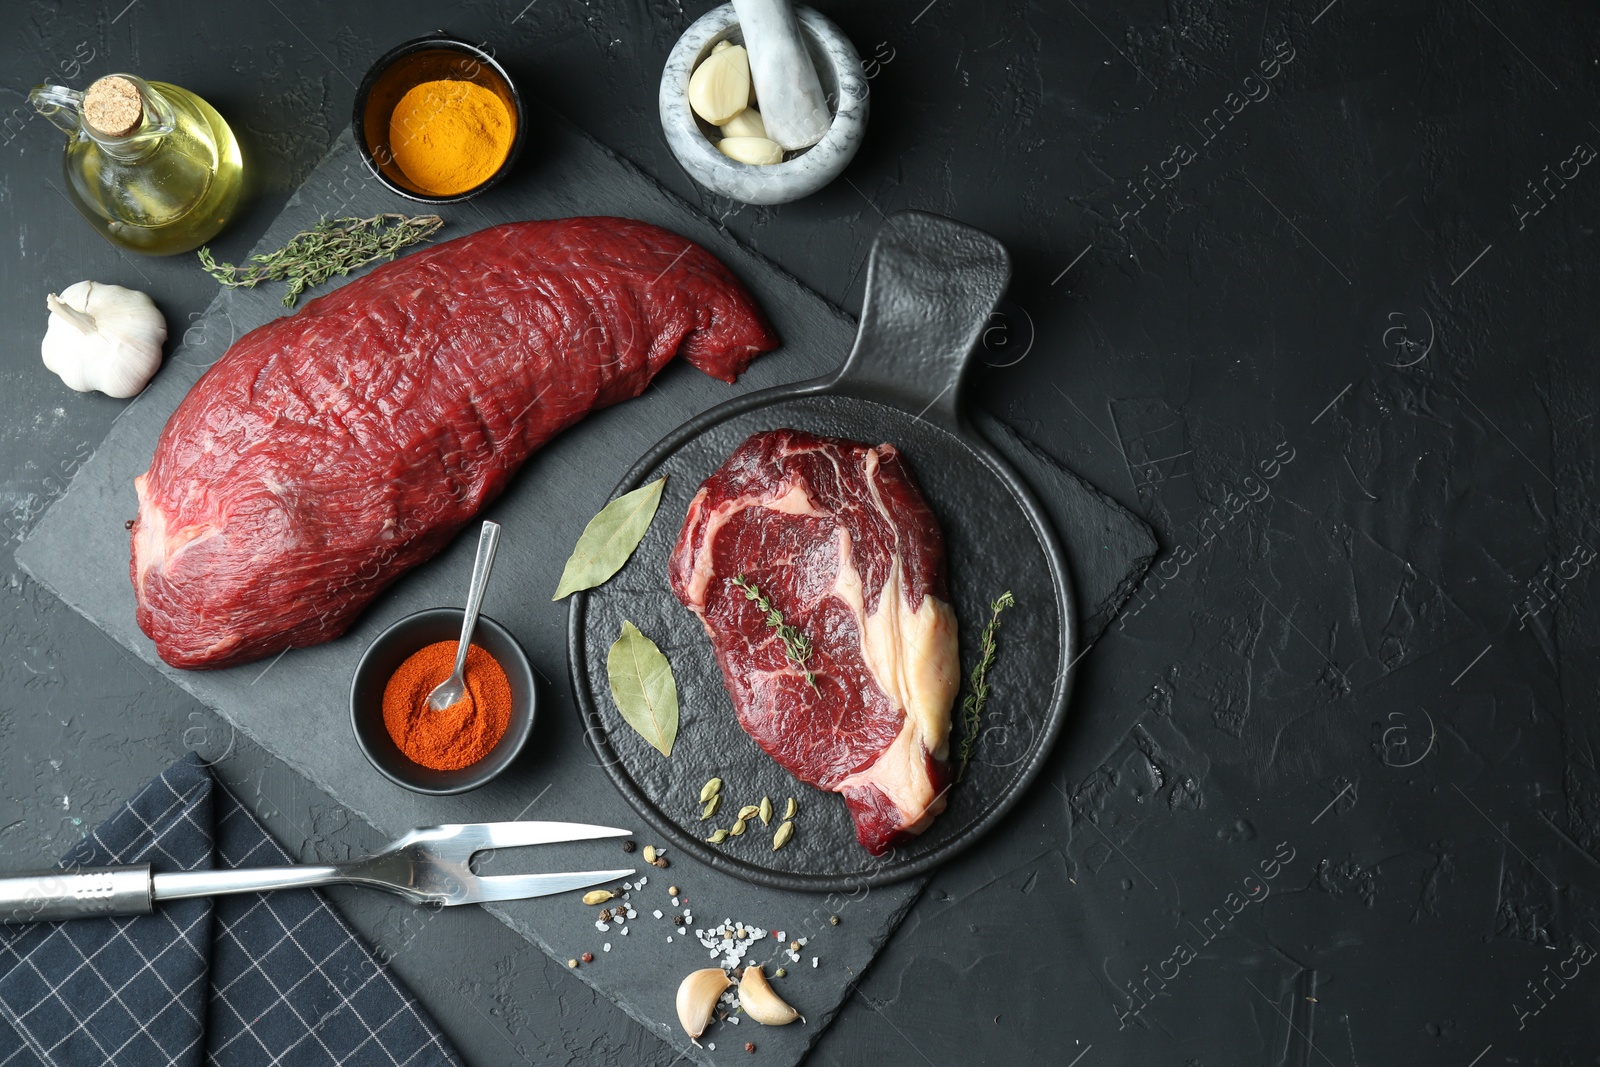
[689, 42, 751, 125]
[677, 967, 732, 1039]
[717, 136, 784, 166]
[720, 108, 768, 140]
[42, 281, 166, 399]
[739, 964, 801, 1026]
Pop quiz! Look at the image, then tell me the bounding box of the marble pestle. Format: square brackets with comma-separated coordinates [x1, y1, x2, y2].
[731, 0, 831, 150]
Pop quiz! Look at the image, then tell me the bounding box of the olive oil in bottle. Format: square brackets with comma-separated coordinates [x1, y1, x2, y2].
[29, 74, 244, 256]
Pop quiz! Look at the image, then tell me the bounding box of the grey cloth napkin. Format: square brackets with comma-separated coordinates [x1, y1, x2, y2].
[0, 753, 463, 1066]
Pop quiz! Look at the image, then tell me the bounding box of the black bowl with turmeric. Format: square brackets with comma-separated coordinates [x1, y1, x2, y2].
[354, 34, 526, 203]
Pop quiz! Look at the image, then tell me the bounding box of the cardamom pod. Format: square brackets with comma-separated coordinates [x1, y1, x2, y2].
[730, 818, 747, 836]
[707, 828, 730, 844]
[582, 889, 615, 905]
[772, 820, 795, 851]
[643, 845, 658, 864]
[784, 797, 797, 820]
[737, 804, 760, 821]
[758, 797, 773, 826]
[700, 777, 723, 803]
[701, 794, 723, 820]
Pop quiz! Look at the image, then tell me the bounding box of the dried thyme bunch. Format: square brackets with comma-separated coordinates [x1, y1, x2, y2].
[731, 575, 818, 690]
[198, 213, 444, 307]
[956, 590, 1016, 781]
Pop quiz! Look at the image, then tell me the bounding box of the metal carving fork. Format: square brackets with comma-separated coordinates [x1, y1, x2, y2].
[0, 821, 635, 923]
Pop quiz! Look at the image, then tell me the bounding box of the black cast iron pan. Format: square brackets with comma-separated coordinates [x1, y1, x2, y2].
[569, 211, 1076, 892]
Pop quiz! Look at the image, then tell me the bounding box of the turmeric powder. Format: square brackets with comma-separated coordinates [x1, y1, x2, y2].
[388, 79, 514, 197]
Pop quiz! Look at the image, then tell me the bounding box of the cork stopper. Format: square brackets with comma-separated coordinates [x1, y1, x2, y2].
[83, 76, 144, 137]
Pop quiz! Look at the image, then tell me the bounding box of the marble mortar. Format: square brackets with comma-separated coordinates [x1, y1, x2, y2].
[660, 3, 868, 206]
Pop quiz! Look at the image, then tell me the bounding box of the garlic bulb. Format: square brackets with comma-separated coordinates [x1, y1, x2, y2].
[42, 281, 166, 398]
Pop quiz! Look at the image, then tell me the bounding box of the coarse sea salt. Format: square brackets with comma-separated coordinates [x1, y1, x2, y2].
[653, 909, 663, 919]
[604, 943, 611, 952]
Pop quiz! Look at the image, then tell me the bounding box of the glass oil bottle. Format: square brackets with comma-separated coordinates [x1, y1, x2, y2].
[29, 73, 244, 255]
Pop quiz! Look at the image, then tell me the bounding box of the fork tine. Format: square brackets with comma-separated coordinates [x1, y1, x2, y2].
[458, 869, 637, 904]
[467, 822, 633, 849]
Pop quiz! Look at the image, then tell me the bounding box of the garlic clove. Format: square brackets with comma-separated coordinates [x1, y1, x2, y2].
[717, 136, 784, 166]
[677, 967, 733, 1039]
[689, 43, 752, 126]
[42, 280, 166, 399]
[720, 108, 768, 140]
[738, 964, 802, 1026]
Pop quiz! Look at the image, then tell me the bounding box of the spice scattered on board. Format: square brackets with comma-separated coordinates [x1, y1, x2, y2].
[381, 640, 510, 769]
[700, 782, 801, 851]
[388, 79, 514, 196]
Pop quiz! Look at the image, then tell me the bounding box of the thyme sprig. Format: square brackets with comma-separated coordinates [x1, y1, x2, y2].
[198, 213, 445, 307]
[956, 590, 1016, 782]
[731, 575, 818, 691]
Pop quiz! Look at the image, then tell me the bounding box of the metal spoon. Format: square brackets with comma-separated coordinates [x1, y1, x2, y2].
[427, 520, 501, 711]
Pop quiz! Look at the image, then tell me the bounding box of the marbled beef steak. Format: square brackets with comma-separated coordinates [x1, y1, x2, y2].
[132, 217, 778, 670]
[669, 429, 960, 855]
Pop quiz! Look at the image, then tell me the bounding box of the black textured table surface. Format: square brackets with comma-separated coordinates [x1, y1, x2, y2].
[1, 3, 1595, 1065]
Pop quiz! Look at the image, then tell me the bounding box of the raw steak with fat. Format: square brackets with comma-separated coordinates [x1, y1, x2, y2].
[133, 217, 778, 669]
[669, 429, 960, 855]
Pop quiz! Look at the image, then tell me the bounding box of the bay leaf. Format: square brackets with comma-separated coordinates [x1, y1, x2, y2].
[606, 620, 678, 758]
[552, 476, 667, 600]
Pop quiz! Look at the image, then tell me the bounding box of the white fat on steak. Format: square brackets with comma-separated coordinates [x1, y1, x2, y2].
[833, 543, 959, 827]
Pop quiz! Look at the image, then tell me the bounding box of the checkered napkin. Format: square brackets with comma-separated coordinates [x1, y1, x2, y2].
[0, 754, 463, 1066]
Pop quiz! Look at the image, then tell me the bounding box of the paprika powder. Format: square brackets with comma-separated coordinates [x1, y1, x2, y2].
[382, 640, 512, 770]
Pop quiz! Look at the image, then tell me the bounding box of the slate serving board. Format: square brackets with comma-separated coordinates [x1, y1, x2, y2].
[16, 114, 1154, 1064]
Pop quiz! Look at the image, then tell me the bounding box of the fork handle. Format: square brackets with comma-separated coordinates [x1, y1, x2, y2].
[152, 865, 342, 901]
[0, 866, 154, 923]
[0, 863, 348, 923]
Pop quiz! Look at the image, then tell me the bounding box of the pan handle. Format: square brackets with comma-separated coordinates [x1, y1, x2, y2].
[828, 210, 1012, 430]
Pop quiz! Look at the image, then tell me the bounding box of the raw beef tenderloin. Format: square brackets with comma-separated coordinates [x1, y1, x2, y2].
[669, 429, 960, 855]
[133, 217, 778, 669]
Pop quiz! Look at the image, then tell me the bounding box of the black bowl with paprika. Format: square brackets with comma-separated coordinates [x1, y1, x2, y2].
[351, 608, 537, 794]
